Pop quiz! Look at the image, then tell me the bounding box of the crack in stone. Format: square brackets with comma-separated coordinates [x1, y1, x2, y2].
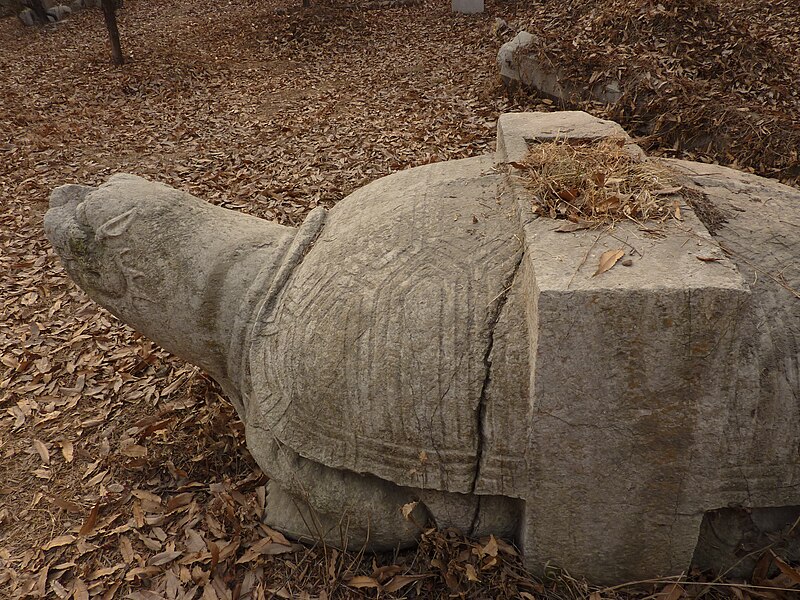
[469, 250, 524, 535]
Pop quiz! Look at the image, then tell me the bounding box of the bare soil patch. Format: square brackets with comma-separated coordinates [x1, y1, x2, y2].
[1, 0, 798, 598]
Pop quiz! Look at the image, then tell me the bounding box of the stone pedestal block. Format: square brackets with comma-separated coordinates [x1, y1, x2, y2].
[452, 0, 483, 14]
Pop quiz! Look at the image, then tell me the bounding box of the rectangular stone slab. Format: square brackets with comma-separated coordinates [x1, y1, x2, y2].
[496, 113, 758, 582]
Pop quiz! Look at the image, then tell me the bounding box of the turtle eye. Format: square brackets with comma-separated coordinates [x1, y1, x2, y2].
[97, 208, 137, 240]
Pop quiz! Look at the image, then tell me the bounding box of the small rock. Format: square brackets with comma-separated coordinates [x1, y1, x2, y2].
[46, 4, 71, 21]
[18, 7, 35, 26]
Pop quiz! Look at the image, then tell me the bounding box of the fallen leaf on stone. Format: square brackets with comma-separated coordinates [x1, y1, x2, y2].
[480, 535, 499, 558]
[401, 501, 419, 520]
[555, 221, 592, 233]
[261, 524, 291, 546]
[593, 248, 625, 276]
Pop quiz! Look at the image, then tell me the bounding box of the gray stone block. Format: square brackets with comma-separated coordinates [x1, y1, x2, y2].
[451, 0, 483, 14]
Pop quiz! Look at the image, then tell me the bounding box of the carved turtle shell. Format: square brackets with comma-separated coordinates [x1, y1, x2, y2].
[247, 155, 526, 494]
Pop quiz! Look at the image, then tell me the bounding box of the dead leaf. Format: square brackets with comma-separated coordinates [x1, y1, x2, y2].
[121, 444, 147, 458]
[558, 187, 580, 202]
[347, 576, 380, 589]
[465, 564, 480, 582]
[770, 551, 800, 585]
[61, 440, 74, 463]
[43, 535, 76, 551]
[697, 256, 722, 262]
[125, 566, 161, 581]
[52, 496, 83, 513]
[79, 502, 100, 537]
[384, 575, 427, 593]
[653, 186, 683, 195]
[235, 538, 298, 563]
[655, 583, 685, 600]
[593, 248, 625, 276]
[673, 200, 682, 220]
[555, 221, 592, 233]
[33, 439, 50, 464]
[72, 578, 89, 600]
[482, 535, 499, 558]
[401, 501, 418, 520]
[591, 172, 606, 187]
[148, 550, 183, 566]
[119, 536, 135, 564]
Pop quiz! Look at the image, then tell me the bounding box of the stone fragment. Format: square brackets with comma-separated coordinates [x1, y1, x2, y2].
[18, 7, 34, 25]
[498, 31, 622, 104]
[46, 3, 70, 20]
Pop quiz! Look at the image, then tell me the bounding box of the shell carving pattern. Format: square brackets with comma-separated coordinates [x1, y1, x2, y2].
[249, 159, 525, 493]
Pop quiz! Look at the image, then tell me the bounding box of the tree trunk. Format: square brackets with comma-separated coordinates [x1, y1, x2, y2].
[26, 0, 48, 23]
[101, 0, 124, 65]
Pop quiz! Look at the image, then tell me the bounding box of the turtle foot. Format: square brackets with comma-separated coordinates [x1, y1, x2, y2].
[264, 480, 428, 552]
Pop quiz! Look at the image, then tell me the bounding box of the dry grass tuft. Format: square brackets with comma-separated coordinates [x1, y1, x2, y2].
[520, 138, 683, 226]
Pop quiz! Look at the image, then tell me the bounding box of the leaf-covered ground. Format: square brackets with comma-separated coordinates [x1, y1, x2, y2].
[1, 0, 799, 598]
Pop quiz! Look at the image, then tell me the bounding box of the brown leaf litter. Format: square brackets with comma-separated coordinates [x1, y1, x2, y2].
[519, 138, 685, 225]
[508, 0, 800, 188]
[1, 0, 799, 598]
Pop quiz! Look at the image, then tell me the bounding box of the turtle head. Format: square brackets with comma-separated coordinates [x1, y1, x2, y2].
[46, 174, 298, 419]
[45, 178, 143, 305]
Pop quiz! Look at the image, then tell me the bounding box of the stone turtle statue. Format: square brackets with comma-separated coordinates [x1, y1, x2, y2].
[45, 112, 800, 584]
[44, 161, 525, 552]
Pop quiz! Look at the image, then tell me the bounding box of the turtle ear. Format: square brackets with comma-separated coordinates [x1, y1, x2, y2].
[97, 208, 137, 240]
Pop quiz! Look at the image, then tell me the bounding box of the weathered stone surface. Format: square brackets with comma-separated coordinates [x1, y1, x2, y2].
[45, 111, 800, 584]
[498, 31, 622, 105]
[451, 0, 483, 14]
[44, 174, 298, 415]
[248, 156, 522, 495]
[46, 4, 70, 21]
[18, 7, 34, 25]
